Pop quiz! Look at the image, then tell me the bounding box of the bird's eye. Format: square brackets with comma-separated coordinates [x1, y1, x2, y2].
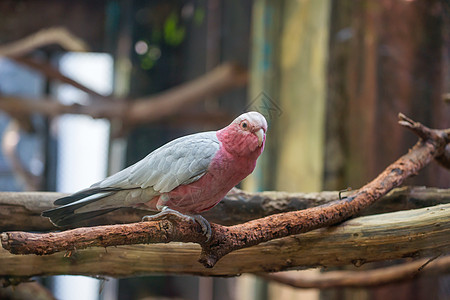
[240, 121, 249, 130]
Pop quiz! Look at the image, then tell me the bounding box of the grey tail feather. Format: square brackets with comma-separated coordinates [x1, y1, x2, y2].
[54, 187, 123, 205]
[42, 206, 119, 227]
[42, 190, 121, 227]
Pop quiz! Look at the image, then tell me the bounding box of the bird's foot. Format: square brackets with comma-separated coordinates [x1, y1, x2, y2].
[142, 207, 212, 242]
[191, 214, 212, 242]
[142, 207, 192, 223]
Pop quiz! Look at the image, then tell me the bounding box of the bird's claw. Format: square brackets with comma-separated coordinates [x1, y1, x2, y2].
[191, 214, 212, 242]
[142, 208, 212, 242]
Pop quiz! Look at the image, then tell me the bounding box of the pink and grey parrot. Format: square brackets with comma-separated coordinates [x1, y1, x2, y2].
[42, 111, 267, 239]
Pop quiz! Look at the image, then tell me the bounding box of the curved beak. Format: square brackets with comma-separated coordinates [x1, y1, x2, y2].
[254, 128, 265, 147]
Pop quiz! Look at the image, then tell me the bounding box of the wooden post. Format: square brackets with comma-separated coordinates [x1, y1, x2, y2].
[247, 0, 331, 299]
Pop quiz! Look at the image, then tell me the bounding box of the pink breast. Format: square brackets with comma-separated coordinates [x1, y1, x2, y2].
[144, 150, 257, 214]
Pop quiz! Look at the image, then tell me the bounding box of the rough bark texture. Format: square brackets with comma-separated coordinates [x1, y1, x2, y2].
[1, 186, 449, 232]
[1, 203, 449, 277]
[1, 114, 449, 269]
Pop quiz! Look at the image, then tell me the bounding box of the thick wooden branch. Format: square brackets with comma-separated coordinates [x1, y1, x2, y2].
[0, 187, 449, 232]
[260, 255, 450, 289]
[1, 204, 449, 277]
[1, 114, 449, 270]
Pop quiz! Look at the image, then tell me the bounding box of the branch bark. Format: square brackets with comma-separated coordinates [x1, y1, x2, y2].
[1, 203, 449, 277]
[1, 114, 449, 270]
[259, 255, 450, 289]
[1, 186, 449, 231]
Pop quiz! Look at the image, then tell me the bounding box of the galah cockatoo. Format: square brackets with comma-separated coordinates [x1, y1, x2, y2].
[42, 111, 267, 239]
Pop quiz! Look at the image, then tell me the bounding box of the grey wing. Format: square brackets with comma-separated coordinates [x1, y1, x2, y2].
[96, 131, 220, 193]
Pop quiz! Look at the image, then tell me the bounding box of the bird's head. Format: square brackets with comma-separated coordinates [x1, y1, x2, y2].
[217, 111, 268, 157]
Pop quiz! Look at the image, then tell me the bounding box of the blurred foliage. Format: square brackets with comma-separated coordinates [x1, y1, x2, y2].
[193, 7, 205, 26]
[163, 12, 186, 46]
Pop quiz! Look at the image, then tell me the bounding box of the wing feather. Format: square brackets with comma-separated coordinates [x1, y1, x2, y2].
[95, 131, 220, 193]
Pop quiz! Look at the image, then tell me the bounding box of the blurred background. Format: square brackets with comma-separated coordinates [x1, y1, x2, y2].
[0, 0, 449, 299]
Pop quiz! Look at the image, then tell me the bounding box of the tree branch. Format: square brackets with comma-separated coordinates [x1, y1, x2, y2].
[0, 203, 449, 277]
[399, 112, 450, 169]
[1, 114, 449, 269]
[0, 186, 449, 232]
[124, 63, 248, 126]
[259, 255, 450, 289]
[0, 27, 89, 56]
[10, 56, 108, 99]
